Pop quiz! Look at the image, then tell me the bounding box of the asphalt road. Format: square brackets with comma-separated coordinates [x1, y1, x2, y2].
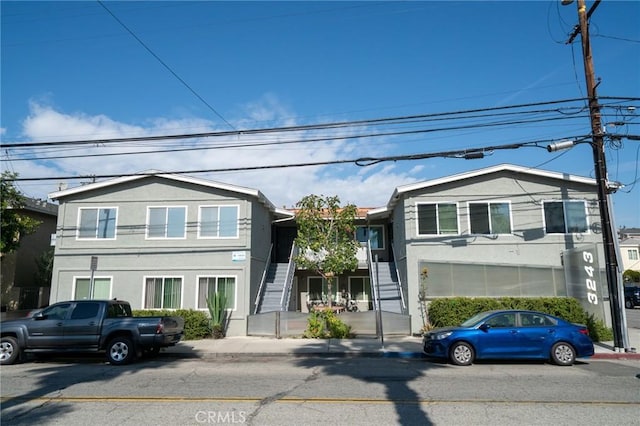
[2, 353, 638, 425]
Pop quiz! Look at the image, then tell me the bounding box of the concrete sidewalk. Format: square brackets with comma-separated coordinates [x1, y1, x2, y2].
[163, 328, 640, 361]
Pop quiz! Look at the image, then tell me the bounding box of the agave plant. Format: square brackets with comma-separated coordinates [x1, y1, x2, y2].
[206, 291, 228, 339]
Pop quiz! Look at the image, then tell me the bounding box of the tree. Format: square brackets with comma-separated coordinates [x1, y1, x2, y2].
[623, 269, 640, 284]
[1, 172, 41, 254]
[294, 194, 360, 307]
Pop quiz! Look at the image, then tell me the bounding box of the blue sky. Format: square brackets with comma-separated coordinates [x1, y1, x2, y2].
[1, 1, 639, 227]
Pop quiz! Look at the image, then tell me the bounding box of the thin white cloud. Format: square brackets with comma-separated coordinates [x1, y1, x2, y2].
[10, 98, 421, 209]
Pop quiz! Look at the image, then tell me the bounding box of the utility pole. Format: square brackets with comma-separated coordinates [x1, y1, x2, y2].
[568, 0, 627, 350]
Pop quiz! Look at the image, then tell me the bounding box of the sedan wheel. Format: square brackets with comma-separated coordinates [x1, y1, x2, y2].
[450, 342, 474, 366]
[551, 342, 576, 366]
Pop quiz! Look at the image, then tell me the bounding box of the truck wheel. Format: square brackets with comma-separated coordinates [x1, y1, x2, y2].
[107, 336, 135, 365]
[0, 336, 21, 365]
[626, 299, 633, 309]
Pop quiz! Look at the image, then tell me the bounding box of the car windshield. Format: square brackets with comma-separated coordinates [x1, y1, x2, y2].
[460, 311, 494, 327]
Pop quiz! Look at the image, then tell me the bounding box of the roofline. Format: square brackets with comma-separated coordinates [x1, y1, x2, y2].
[383, 163, 597, 211]
[48, 171, 281, 212]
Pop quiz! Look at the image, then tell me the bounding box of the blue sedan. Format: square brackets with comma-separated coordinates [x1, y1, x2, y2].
[422, 310, 594, 366]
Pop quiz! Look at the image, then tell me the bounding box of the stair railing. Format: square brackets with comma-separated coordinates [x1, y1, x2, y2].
[280, 243, 298, 311]
[391, 243, 407, 314]
[254, 244, 273, 314]
[367, 240, 379, 312]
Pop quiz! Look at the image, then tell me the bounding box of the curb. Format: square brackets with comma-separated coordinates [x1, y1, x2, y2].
[162, 350, 640, 361]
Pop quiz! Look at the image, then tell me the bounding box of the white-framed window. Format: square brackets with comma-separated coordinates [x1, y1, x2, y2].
[344, 276, 371, 302]
[543, 200, 588, 234]
[147, 206, 186, 239]
[628, 249, 639, 261]
[144, 277, 182, 309]
[197, 276, 237, 310]
[468, 201, 512, 234]
[74, 277, 112, 299]
[77, 207, 117, 239]
[417, 202, 459, 235]
[355, 225, 384, 249]
[198, 205, 239, 238]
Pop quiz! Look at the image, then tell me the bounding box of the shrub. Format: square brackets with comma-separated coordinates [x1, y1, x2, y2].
[303, 309, 352, 338]
[133, 309, 211, 340]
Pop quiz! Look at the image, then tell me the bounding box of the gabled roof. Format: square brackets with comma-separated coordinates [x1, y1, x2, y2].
[48, 171, 293, 218]
[368, 163, 596, 220]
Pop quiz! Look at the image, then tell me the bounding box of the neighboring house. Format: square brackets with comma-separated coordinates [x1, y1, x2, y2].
[48, 164, 612, 336]
[619, 238, 640, 273]
[1, 198, 57, 315]
[619, 227, 640, 240]
[48, 172, 292, 336]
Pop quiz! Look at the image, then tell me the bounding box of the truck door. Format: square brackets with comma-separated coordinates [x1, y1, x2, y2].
[63, 302, 102, 348]
[26, 303, 72, 348]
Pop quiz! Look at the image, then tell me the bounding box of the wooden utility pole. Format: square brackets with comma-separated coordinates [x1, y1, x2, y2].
[572, 0, 626, 349]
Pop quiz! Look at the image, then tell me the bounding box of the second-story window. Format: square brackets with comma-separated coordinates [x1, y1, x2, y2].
[629, 249, 639, 261]
[417, 203, 458, 235]
[543, 200, 588, 234]
[356, 226, 384, 249]
[147, 206, 186, 239]
[78, 207, 117, 239]
[469, 202, 512, 234]
[199, 205, 239, 238]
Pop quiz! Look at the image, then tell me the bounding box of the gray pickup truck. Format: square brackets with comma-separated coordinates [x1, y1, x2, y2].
[0, 299, 184, 365]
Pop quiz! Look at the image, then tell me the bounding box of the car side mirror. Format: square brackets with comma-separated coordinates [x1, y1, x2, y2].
[33, 312, 45, 320]
[479, 323, 491, 331]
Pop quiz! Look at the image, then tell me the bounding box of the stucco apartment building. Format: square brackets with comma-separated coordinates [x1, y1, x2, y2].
[48, 164, 610, 336]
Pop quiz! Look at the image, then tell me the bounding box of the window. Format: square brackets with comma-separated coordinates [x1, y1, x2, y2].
[356, 226, 384, 249]
[78, 208, 117, 239]
[70, 302, 100, 320]
[469, 202, 511, 234]
[197, 276, 236, 310]
[144, 277, 182, 309]
[628, 249, 639, 261]
[147, 207, 186, 238]
[544, 201, 588, 234]
[520, 312, 555, 327]
[107, 303, 132, 318]
[417, 203, 458, 235]
[74, 278, 111, 299]
[199, 206, 239, 238]
[42, 303, 72, 320]
[485, 313, 516, 328]
[347, 277, 371, 302]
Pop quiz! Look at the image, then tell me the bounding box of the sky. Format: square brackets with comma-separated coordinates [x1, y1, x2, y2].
[1, 1, 639, 228]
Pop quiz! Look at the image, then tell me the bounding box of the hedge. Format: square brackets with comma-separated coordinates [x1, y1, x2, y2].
[426, 297, 613, 342]
[133, 309, 211, 340]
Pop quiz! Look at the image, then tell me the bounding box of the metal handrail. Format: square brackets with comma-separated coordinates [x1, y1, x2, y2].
[367, 240, 379, 311]
[391, 243, 407, 314]
[254, 244, 273, 314]
[280, 243, 297, 311]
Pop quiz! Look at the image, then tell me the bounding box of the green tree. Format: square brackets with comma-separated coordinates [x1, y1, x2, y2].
[294, 194, 359, 307]
[623, 269, 640, 283]
[1, 172, 41, 254]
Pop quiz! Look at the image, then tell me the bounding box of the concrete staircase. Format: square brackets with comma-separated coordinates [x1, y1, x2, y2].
[374, 262, 404, 314]
[256, 263, 288, 313]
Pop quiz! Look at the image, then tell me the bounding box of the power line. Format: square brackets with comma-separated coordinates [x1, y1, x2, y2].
[5, 97, 634, 149]
[3, 140, 553, 182]
[96, 1, 236, 130]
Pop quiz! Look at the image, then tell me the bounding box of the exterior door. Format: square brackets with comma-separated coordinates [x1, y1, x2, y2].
[476, 313, 519, 357]
[63, 302, 102, 348]
[275, 227, 297, 263]
[25, 302, 72, 348]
